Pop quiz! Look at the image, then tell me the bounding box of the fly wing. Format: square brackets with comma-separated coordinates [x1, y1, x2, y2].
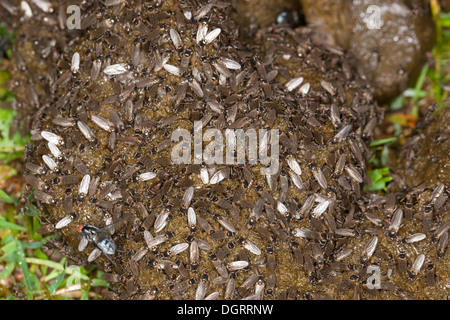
[88, 248, 102, 262]
[78, 236, 89, 252]
[102, 215, 131, 235]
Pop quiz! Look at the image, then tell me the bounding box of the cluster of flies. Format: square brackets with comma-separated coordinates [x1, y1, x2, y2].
[18, 0, 448, 300]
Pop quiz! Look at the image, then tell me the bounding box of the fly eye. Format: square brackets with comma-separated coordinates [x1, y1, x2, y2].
[77, 225, 84, 232]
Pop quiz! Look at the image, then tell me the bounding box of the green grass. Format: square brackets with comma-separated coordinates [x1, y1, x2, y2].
[0, 197, 109, 300]
[366, 138, 394, 192]
[0, 148, 109, 299]
[0, 108, 28, 162]
[0, 23, 13, 61]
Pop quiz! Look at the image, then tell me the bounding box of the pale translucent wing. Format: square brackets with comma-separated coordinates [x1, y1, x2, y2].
[55, 215, 73, 229]
[88, 248, 102, 262]
[78, 237, 88, 252]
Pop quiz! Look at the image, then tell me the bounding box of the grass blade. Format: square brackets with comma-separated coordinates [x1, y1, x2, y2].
[370, 137, 397, 147]
[0, 261, 15, 279]
[16, 243, 33, 293]
[0, 189, 16, 204]
[0, 217, 26, 231]
[25, 257, 64, 271]
[48, 271, 66, 295]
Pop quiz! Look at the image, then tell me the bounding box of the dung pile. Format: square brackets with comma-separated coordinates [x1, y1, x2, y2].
[6, 0, 448, 300]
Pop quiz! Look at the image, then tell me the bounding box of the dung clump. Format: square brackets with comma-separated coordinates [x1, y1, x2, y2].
[228, 0, 435, 103]
[392, 105, 450, 189]
[298, 0, 435, 103]
[7, 0, 448, 300]
[230, 0, 304, 30]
